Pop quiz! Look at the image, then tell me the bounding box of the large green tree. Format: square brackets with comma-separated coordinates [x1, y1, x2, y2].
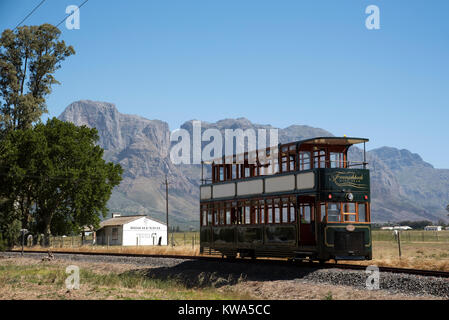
[0, 118, 123, 244]
[0, 24, 74, 135]
[0, 24, 75, 247]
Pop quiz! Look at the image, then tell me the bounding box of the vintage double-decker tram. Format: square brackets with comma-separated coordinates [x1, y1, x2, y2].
[199, 137, 372, 262]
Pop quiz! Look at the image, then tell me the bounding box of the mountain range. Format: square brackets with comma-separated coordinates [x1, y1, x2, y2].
[58, 100, 449, 228]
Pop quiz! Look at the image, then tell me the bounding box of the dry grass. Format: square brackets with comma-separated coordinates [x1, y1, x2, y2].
[14, 244, 202, 256]
[353, 241, 449, 271]
[0, 257, 253, 300]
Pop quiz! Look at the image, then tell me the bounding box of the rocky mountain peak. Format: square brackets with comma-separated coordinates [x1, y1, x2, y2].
[370, 146, 434, 170]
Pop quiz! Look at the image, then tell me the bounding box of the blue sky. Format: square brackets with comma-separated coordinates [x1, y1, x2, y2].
[1, 0, 448, 168]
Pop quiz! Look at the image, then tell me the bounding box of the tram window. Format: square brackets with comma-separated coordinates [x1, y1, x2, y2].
[330, 152, 345, 168]
[259, 200, 265, 224]
[289, 197, 296, 222]
[243, 166, 249, 178]
[252, 201, 259, 224]
[232, 165, 238, 179]
[237, 206, 243, 224]
[267, 199, 273, 223]
[313, 150, 326, 168]
[220, 207, 226, 225]
[289, 155, 296, 171]
[321, 203, 326, 222]
[299, 151, 311, 170]
[280, 153, 295, 173]
[225, 205, 231, 225]
[281, 154, 288, 172]
[281, 199, 289, 223]
[213, 207, 219, 225]
[343, 203, 356, 222]
[343, 203, 356, 213]
[245, 204, 251, 224]
[302, 205, 311, 223]
[327, 203, 341, 222]
[358, 203, 367, 222]
[274, 199, 281, 223]
[214, 206, 219, 225]
[207, 210, 213, 225]
[219, 166, 224, 181]
[231, 206, 238, 224]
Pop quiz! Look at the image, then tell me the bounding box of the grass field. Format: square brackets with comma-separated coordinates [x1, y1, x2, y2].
[0, 258, 253, 300]
[372, 230, 449, 242]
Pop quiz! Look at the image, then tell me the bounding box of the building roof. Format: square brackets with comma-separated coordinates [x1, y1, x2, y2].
[99, 215, 144, 228]
[98, 214, 167, 229]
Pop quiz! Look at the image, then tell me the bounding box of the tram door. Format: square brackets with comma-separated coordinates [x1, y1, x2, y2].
[298, 197, 316, 245]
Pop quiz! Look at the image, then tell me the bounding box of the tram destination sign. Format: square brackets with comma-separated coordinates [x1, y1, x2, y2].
[320, 168, 370, 193]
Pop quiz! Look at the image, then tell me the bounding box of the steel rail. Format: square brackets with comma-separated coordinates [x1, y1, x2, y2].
[7, 249, 449, 279]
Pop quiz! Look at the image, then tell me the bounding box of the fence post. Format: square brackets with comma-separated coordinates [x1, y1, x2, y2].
[397, 230, 402, 258]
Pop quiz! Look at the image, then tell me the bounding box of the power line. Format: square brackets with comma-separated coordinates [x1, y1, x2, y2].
[14, 0, 47, 30]
[55, 0, 89, 28]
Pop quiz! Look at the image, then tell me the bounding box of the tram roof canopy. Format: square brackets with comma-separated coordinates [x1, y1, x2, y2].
[208, 136, 368, 164]
[299, 137, 369, 146]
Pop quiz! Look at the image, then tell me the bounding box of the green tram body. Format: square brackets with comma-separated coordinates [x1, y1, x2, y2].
[199, 137, 372, 262]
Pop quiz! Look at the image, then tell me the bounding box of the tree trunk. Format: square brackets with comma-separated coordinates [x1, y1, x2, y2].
[43, 220, 51, 247]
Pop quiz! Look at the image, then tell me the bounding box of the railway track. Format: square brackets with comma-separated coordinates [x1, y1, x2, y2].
[7, 249, 449, 279]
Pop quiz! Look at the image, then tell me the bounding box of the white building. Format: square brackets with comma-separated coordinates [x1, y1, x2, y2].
[424, 226, 443, 231]
[393, 226, 412, 230]
[96, 214, 167, 246]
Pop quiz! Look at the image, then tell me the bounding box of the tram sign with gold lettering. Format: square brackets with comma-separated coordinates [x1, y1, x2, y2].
[320, 169, 370, 193]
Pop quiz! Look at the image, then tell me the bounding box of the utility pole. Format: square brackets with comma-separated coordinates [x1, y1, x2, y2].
[165, 174, 169, 246]
[396, 230, 402, 258]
